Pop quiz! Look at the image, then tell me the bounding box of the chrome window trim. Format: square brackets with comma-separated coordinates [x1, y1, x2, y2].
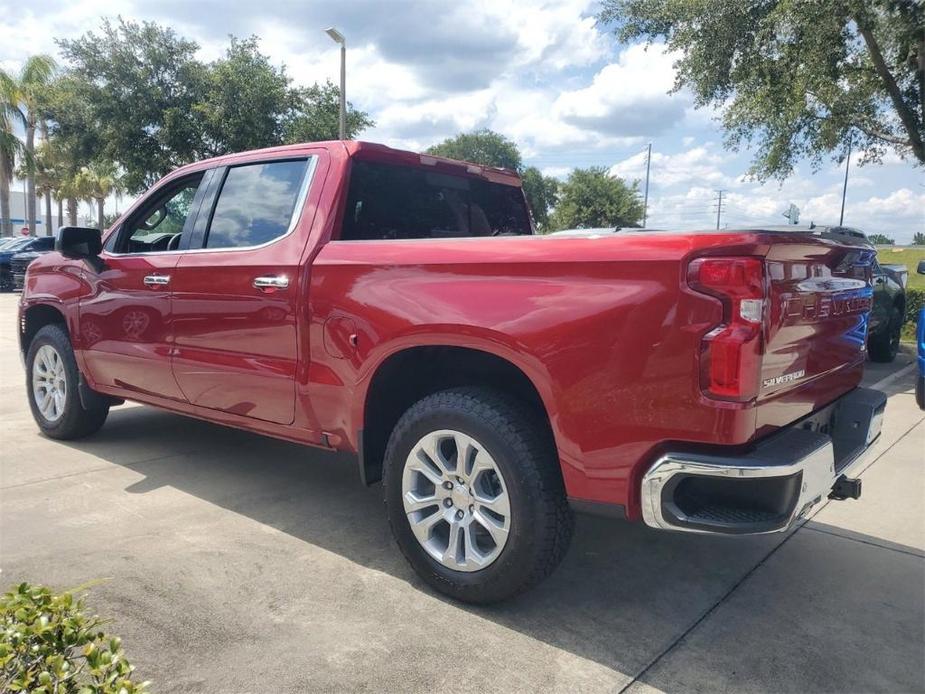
[102, 155, 318, 258]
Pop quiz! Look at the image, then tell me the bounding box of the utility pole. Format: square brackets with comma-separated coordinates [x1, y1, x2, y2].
[714, 189, 725, 230]
[839, 134, 852, 226]
[642, 142, 652, 228]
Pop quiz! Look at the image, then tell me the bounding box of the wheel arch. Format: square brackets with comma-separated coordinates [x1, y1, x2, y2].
[357, 343, 558, 486]
[20, 301, 68, 355]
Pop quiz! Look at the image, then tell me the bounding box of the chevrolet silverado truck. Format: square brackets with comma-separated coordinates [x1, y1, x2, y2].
[18, 141, 886, 603]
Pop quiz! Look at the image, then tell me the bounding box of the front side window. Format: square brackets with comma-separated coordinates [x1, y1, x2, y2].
[203, 159, 310, 249]
[340, 160, 532, 241]
[115, 174, 204, 254]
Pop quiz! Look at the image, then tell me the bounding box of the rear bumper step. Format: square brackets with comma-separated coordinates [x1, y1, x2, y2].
[641, 387, 886, 535]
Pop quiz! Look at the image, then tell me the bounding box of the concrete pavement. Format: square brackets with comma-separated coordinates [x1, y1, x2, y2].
[1, 293, 922, 693]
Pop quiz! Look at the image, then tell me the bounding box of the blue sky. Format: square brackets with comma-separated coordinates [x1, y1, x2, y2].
[1, 0, 922, 241]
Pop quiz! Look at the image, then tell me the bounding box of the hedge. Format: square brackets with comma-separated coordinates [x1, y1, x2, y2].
[0, 582, 149, 693]
[902, 288, 923, 342]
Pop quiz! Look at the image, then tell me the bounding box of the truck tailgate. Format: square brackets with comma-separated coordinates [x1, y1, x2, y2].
[756, 234, 874, 432]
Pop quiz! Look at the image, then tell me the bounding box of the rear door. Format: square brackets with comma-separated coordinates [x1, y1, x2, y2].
[169, 154, 319, 424]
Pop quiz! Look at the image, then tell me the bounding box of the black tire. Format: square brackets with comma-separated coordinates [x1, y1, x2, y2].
[868, 306, 902, 363]
[383, 387, 573, 604]
[26, 324, 109, 439]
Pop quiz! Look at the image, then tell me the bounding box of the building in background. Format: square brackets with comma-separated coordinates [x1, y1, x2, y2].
[2, 192, 64, 237]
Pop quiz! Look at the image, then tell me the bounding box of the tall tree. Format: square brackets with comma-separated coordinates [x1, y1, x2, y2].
[76, 161, 120, 230]
[427, 129, 523, 171]
[52, 20, 374, 192]
[0, 54, 56, 235]
[549, 167, 644, 230]
[599, 0, 925, 178]
[427, 130, 562, 230]
[200, 36, 291, 154]
[56, 18, 208, 193]
[284, 81, 374, 143]
[33, 143, 60, 235]
[520, 166, 559, 231]
[0, 71, 22, 237]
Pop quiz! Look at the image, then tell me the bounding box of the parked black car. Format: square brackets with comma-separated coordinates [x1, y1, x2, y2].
[0, 237, 40, 291]
[8, 237, 56, 291]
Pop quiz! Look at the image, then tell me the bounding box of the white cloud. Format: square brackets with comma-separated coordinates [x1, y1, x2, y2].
[553, 43, 687, 138]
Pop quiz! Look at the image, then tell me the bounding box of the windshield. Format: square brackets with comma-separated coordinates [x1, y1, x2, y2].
[0, 238, 31, 252]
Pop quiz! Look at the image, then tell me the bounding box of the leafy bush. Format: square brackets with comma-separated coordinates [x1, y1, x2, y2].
[902, 288, 924, 342]
[0, 582, 148, 693]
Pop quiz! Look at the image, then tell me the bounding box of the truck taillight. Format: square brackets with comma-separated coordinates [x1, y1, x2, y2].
[688, 257, 766, 403]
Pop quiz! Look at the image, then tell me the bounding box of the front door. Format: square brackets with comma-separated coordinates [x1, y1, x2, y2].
[169, 155, 319, 424]
[79, 172, 208, 401]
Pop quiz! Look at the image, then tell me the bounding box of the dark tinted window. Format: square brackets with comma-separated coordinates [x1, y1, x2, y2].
[205, 159, 310, 249]
[30, 237, 55, 251]
[340, 160, 531, 240]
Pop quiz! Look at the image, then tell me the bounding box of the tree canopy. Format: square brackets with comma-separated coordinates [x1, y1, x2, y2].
[550, 167, 644, 230]
[598, 0, 925, 178]
[867, 232, 895, 245]
[49, 18, 374, 193]
[427, 129, 523, 171]
[426, 129, 561, 230]
[519, 166, 559, 230]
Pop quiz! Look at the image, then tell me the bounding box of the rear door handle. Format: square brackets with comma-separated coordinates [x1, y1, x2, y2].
[253, 276, 289, 291]
[143, 274, 170, 286]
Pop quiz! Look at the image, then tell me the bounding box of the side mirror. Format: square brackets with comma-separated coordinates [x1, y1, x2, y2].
[56, 226, 102, 259]
[917, 259, 925, 275]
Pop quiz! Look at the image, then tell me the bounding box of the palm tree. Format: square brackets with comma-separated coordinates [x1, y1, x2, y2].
[34, 142, 61, 235]
[57, 173, 81, 227]
[0, 54, 56, 236]
[0, 71, 23, 237]
[76, 162, 120, 230]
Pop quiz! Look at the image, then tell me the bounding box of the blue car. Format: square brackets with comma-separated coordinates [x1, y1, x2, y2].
[917, 260, 925, 410]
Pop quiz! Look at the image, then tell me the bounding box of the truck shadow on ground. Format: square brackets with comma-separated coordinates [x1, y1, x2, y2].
[56, 400, 924, 689]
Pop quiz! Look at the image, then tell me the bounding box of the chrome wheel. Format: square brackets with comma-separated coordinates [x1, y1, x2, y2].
[32, 344, 67, 422]
[402, 429, 511, 572]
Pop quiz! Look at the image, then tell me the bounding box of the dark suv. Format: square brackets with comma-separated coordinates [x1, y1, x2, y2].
[867, 257, 907, 363]
[9, 236, 56, 291]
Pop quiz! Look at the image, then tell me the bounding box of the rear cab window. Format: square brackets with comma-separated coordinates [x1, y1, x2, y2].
[339, 160, 532, 241]
[203, 159, 313, 249]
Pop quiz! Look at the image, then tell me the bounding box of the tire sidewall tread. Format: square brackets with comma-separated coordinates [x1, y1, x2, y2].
[26, 324, 108, 440]
[383, 386, 573, 604]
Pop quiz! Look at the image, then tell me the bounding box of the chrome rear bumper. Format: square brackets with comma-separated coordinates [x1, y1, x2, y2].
[641, 387, 886, 535]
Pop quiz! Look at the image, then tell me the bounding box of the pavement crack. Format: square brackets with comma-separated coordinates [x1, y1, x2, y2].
[616, 411, 924, 693]
[803, 525, 924, 559]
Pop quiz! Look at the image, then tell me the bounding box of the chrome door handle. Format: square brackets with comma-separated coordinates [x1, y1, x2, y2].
[253, 276, 289, 290]
[143, 274, 170, 286]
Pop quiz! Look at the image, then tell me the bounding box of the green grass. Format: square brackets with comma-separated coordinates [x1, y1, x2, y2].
[877, 246, 925, 290]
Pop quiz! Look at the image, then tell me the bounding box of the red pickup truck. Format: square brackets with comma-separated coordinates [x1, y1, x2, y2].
[18, 141, 886, 603]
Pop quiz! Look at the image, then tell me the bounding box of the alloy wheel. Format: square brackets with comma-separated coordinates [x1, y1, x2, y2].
[32, 344, 67, 422]
[401, 429, 511, 572]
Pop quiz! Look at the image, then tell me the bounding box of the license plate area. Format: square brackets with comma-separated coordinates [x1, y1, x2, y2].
[794, 388, 886, 473]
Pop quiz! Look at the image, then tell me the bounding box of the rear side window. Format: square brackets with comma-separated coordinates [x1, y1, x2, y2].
[204, 159, 311, 249]
[340, 160, 531, 240]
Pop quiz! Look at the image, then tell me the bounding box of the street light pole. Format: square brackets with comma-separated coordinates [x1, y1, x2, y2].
[325, 27, 347, 140]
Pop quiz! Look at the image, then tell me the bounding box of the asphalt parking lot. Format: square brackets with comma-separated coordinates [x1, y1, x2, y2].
[1, 292, 923, 693]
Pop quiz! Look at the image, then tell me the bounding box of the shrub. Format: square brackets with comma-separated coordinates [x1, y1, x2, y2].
[901, 288, 923, 342]
[0, 582, 148, 693]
